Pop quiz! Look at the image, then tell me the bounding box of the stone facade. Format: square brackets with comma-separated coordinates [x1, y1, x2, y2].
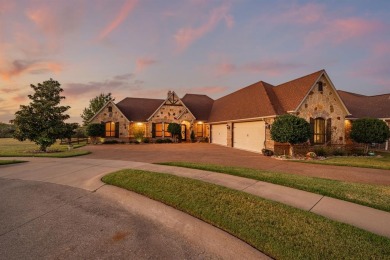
[296, 75, 348, 145]
[90, 101, 129, 140]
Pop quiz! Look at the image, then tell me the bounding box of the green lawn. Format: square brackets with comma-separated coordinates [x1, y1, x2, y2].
[297, 152, 390, 170]
[159, 162, 390, 212]
[0, 138, 90, 158]
[102, 170, 390, 259]
[0, 160, 27, 165]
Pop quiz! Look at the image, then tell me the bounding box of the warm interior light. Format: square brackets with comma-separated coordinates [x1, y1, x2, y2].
[198, 121, 203, 124]
[136, 122, 143, 126]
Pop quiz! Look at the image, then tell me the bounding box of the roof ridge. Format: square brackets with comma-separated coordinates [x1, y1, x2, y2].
[275, 69, 324, 87]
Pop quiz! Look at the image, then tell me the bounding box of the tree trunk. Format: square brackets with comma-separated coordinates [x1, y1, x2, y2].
[364, 144, 369, 154]
[289, 143, 294, 157]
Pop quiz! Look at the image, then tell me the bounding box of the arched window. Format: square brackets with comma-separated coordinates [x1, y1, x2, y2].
[313, 118, 325, 144]
[108, 106, 113, 112]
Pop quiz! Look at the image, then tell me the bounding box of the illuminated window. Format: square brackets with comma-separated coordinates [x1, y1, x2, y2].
[196, 124, 203, 137]
[105, 122, 115, 137]
[313, 118, 325, 144]
[164, 123, 172, 137]
[155, 123, 163, 137]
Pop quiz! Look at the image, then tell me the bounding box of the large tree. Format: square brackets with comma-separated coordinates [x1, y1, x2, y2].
[13, 79, 71, 151]
[270, 114, 311, 156]
[81, 93, 114, 125]
[350, 118, 390, 154]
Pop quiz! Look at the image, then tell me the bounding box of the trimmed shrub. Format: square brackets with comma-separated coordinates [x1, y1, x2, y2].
[261, 149, 274, 156]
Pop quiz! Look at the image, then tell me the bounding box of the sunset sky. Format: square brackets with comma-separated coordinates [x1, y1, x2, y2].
[1, 0, 389, 123]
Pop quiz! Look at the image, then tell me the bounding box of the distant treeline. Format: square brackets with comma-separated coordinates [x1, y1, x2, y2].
[0, 123, 15, 138]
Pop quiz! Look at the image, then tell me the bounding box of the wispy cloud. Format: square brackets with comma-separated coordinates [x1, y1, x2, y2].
[174, 3, 234, 52]
[0, 60, 62, 81]
[135, 57, 158, 73]
[212, 60, 304, 77]
[98, 0, 138, 40]
[305, 18, 381, 47]
[64, 73, 143, 98]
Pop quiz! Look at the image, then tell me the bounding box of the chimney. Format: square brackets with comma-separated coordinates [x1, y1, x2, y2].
[167, 90, 172, 98]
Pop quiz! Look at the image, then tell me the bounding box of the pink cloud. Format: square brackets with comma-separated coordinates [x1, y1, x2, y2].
[187, 86, 228, 95]
[0, 60, 62, 81]
[135, 58, 158, 73]
[98, 0, 138, 40]
[305, 18, 381, 46]
[174, 3, 234, 52]
[210, 60, 304, 77]
[277, 3, 326, 25]
[215, 62, 238, 76]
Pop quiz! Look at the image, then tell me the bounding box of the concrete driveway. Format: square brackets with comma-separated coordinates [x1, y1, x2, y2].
[82, 143, 390, 185]
[0, 158, 267, 259]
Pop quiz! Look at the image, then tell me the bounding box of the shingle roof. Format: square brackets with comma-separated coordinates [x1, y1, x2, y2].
[272, 70, 324, 112]
[116, 97, 164, 121]
[208, 81, 279, 122]
[181, 94, 214, 121]
[338, 90, 390, 119]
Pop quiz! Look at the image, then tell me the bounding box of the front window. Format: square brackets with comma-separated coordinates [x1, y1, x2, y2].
[314, 118, 325, 144]
[196, 124, 203, 137]
[105, 122, 115, 137]
[164, 123, 172, 137]
[155, 123, 163, 137]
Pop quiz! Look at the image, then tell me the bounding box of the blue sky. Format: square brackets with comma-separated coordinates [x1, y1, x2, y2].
[0, 0, 389, 123]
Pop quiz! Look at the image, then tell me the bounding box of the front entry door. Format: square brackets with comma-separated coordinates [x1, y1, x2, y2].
[181, 124, 186, 141]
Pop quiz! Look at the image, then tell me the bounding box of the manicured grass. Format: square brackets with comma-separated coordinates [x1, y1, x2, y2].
[159, 162, 390, 212]
[0, 160, 27, 165]
[297, 152, 390, 170]
[0, 138, 90, 158]
[102, 170, 390, 259]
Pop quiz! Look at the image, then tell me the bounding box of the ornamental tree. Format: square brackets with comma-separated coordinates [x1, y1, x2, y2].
[86, 123, 105, 144]
[13, 79, 71, 152]
[81, 93, 114, 125]
[167, 123, 181, 142]
[350, 118, 390, 154]
[270, 114, 311, 156]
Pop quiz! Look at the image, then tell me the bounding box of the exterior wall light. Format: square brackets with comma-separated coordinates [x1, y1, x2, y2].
[226, 124, 230, 129]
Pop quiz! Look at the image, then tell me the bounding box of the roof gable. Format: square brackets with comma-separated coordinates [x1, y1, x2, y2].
[147, 91, 196, 121]
[295, 70, 350, 115]
[88, 100, 126, 123]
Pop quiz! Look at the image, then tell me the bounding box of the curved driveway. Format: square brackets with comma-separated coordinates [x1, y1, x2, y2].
[0, 158, 268, 259]
[82, 143, 390, 185]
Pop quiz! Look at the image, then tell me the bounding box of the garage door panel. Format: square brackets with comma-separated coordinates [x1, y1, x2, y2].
[233, 121, 265, 153]
[211, 124, 227, 146]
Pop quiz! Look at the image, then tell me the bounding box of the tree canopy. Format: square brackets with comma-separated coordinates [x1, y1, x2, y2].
[13, 79, 71, 151]
[270, 114, 311, 156]
[167, 123, 181, 142]
[81, 93, 114, 125]
[350, 118, 390, 153]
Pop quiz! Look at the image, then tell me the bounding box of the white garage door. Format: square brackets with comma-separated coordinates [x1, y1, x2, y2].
[211, 124, 227, 146]
[233, 121, 265, 153]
